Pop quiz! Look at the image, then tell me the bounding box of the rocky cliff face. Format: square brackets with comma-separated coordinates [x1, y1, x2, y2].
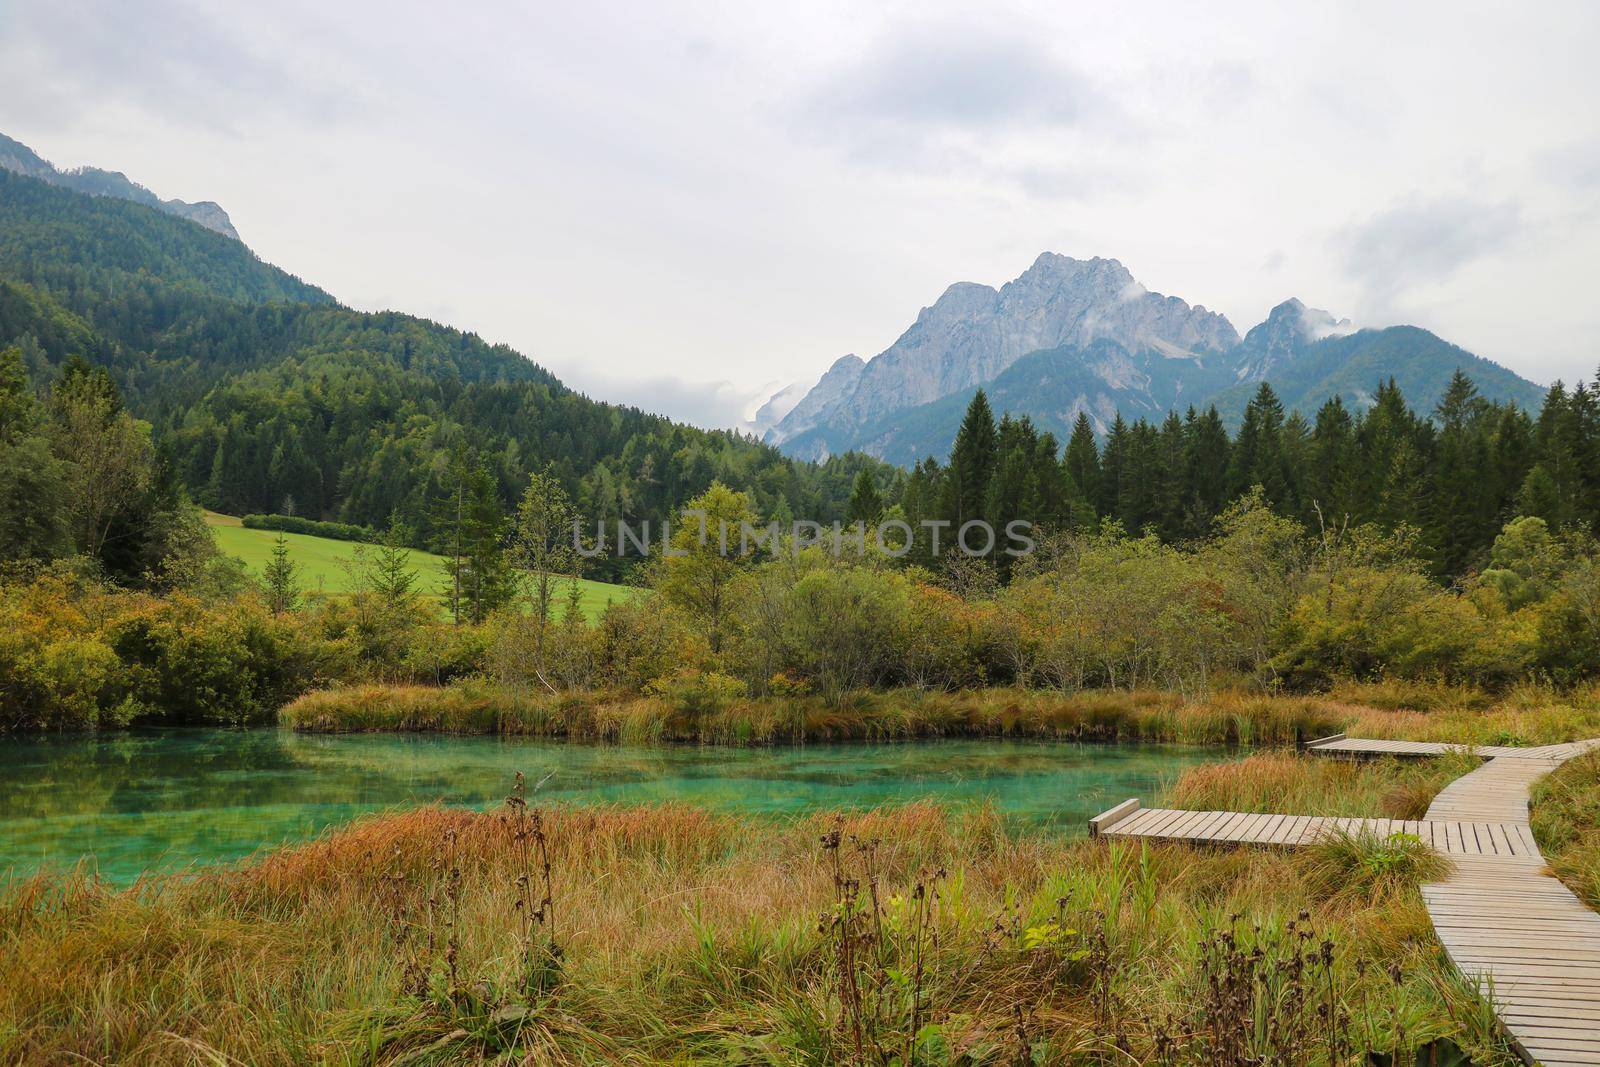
[768, 253, 1239, 448]
[766, 353, 865, 444]
[0, 133, 241, 241]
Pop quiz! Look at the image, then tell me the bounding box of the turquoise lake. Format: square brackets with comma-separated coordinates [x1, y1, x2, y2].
[0, 731, 1218, 882]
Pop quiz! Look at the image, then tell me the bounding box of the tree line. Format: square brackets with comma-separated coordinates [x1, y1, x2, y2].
[879, 368, 1600, 579]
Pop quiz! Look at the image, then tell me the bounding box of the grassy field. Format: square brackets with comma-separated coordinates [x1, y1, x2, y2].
[205, 512, 635, 622]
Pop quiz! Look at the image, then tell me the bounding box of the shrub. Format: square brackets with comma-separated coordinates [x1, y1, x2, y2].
[241, 513, 375, 543]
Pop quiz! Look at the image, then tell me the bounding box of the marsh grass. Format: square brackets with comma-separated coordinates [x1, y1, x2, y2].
[1303, 831, 1454, 902]
[1531, 747, 1600, 909]
[281, 680, 1600, 752]
[281, 684, 1348, 746]
[1165, 751, 1482, 820]
[0, 799, 1519, 1065]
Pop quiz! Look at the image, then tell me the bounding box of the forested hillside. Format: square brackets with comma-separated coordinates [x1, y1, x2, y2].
[0, 169, 889, 578]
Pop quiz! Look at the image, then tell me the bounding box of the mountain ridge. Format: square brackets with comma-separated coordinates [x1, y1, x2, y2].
[766, 255, 1544, 462]
[0, 132, 241, 240]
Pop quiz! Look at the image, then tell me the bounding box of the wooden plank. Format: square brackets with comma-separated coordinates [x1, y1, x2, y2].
[1089, 798, 1140, 836]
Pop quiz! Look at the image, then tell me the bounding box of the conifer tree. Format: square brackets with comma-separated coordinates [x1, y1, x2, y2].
[1182, 406, 1231, 537]
[513, 467, 578, 680]
[367, 521, 420, 610]
[944, 390, 997, 528]
[1062, 412, 1100, 525]
[261, 534, 300, 615]
[1430, 370, 1494, 574]
[1229, 383, 1290, 508]
[847, 468, 884, 524]
[1097, 414, 1129, 520]
[441, 464, 516, 624]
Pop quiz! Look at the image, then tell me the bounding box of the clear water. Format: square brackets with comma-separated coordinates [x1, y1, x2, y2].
[0, 731, 1217, 883]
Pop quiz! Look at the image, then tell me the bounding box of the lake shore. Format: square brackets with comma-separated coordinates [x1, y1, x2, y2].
[280, 680, 1600, 748]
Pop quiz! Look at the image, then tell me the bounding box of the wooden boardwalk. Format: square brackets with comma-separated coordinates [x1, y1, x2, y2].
[1303, 733, 1587, 763]
[1092, 737, 1600, 1065]
[1095, 805, 1541, 861]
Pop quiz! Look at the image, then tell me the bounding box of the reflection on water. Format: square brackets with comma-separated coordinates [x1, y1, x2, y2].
[0, 730, 1217, 883]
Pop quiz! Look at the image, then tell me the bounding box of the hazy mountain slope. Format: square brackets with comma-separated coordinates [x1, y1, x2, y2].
[0, 132, 240, 239]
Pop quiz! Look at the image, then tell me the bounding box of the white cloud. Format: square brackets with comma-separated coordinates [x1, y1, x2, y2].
[1, 0, 1598, 398]
[1334, 196, 1523, 315]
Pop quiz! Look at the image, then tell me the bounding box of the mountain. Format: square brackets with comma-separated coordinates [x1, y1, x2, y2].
[0, 132, 241, 240]
[1229, 297, 1354, 382]
[0, 167, 889, 577]
[747, 378, 812, 437]
[766, 354, 865, 443]
[0, 169, 327, 311]
[768, 256, 1545, 462]
[1205, 320, 1546, 425]
[768, 254, 1238, 457]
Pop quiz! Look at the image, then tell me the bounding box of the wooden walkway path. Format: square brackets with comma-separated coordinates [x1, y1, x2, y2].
[1092, 737, 1600, 1065]
[1303, 732, 1590, 764]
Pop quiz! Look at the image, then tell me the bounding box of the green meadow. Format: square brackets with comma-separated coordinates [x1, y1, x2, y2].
[204, 512, 634, 622]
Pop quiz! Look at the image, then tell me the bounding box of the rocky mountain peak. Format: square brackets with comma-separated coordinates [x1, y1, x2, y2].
[1233, 298, 1355, 381]
[768, 252, 1243, 447]
[0, 132, 241, 241]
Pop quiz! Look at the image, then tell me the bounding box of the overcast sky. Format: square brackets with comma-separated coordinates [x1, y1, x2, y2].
[4, 1, 1599, 429]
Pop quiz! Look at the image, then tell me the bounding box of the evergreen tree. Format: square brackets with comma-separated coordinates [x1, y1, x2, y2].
[985, 415, 1041, 573]
[847, 468, 884, 524]
[513, 467, 579, 677]
[944, 390, 998, 528]
[1229, 383, 1291, 508]
[1062, 412, 1100, 522]
[261, 534, 300, 615]
[0, 345, 70, 560]
[1182, 406, 1231, 537]
[900, 457, 945, 568]
[0, 345, 32, 442]
[1306, 396, 1360, 528]
[1429, 370, 1494, 575]
[1097, 414, 1129, 520]
[1118, 419, 1160, 533]
[1359, 379, 1429, 530]
[1154, 412, 1187, 540]
[443, 464, 516, 624]
[367, 522, 420, 609]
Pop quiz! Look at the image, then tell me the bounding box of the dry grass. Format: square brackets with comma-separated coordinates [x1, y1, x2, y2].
[0, 802, 1518, 1066]
[281, 680, 1600, 751]
[1164, 750, 1481, 820]
[1531, 747, 1600, 910]
[280, 683, 1349, 746]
